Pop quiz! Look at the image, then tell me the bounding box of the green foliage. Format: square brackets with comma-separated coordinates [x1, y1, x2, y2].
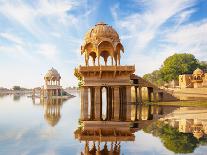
[160, 53, 199, 82]
[199, 61, 207, 71]
[143, 53, 202, 85]
[74, 68, 83, 88]
[143, 70, 164, 86]
[143, 121, 198, 154]
[12, 86, 21, 91]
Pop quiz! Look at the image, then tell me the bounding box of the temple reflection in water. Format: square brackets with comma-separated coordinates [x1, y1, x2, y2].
[163, 107, 207, 140]
[33, 98, 63, 126]
[74, 104, 178, 154]
[43, 98, 62, 127]
[75, 126, 134, 155]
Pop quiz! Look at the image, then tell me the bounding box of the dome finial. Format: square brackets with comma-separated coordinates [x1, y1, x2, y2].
[95, 21, 107, 26]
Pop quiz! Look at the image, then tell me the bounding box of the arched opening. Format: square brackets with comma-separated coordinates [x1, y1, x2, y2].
[98, 41, 114, 66]
[101, 87, 107, 120]
[115, 43, 124, 66]
[89, 52, 96, 66]
[107, 56, 113, 66]
[100, 50, 110, 66]
[82, 43, 94, 66]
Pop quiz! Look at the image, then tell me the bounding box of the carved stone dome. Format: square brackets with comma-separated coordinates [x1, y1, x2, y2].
[44, 67, 61, 80]
[193, 68, 204, 75]
[84, 22, 120, 44]
[81, 22, 124, 66]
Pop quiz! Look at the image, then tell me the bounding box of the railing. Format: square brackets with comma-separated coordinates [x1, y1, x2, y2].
[79, 65, 135, 72]
[44, 85, 62, 89]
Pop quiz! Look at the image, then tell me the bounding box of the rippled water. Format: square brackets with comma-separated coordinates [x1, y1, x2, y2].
[0, 92, 207, 155]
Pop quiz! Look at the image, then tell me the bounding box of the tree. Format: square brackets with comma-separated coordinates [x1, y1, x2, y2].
[74, 68, 83, 88]
[199, 61, 207, 71]
[160, 53, 199, 82]
[12, 86, 21, 91]
[143, 70, 165, 86]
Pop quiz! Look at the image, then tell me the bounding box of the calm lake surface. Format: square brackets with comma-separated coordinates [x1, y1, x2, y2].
[0, 92, 207, 155]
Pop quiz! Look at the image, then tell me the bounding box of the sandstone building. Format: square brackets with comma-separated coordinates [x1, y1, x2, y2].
[179, 68, 207, 88]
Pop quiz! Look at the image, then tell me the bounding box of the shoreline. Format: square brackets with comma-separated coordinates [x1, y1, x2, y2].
[149, 100, 207, 107]
[0, 90, 32, 94]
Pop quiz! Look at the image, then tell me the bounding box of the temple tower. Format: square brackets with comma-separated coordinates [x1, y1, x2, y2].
[77, 22, 135, 122]
[41, 68, 63, 98]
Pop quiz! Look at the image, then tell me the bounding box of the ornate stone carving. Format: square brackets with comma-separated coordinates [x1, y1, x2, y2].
[81, 22, 124, 66]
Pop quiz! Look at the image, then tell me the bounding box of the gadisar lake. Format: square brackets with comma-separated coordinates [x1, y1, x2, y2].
[0, 92, 207, 155]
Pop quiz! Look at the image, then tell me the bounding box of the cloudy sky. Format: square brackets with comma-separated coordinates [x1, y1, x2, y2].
[0, 0, 207, 88]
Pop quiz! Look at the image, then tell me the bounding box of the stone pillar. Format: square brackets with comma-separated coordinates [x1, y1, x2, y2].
[97, 54, 100, 66]
[126, 86, 131, 121]
[56, 89, 58, 96]
[90, 87, 95, 120]
[153, 91, 157, 102]
[147, 87, 152, 102]
[138, 104, 142, 120]
[139, 87, 142, 104]
[60, 89, 63, 96]
[41, 88, 45, 97]
[94, 86, 101, 120]
[113, 86, 120, 121]
[134, 86, 138, 121]
[80, 87, 88, 121]
[48, 90, 50, 98]
[32, 89, 35, 97]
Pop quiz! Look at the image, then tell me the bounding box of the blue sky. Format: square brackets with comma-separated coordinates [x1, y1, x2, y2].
[0, 0, 207, 88]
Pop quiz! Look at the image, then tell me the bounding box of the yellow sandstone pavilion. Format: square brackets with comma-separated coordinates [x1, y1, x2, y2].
[74, 23, 178, 154]
[78, 22, 135, 122]
[76, 22, 177, 123]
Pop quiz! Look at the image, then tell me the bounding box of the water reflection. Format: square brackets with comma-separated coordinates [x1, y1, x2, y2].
[131, 104, 178, 121]
[74, 122, 135, 155]
[143, 107, 207, 154]
[75, 104, 178, 154]
[43, 99, 62, 127]
[13, 94, 21, 101]
[163, 107, 207, 140]
[33, 98, 65, 126]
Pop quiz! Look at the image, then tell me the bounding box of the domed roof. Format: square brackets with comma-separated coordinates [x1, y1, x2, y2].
[84, 22, 120, 44]
[44, 67, 61, 79]
[81, 22, 124, 56]
[193, 68, 204, 75]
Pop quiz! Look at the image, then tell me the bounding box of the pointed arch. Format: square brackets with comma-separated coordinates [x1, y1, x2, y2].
[98, 41, 114, 66]
[81, 42, 94, 55]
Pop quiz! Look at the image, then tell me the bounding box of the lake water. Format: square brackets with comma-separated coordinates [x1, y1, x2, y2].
[0, 92, 207, 155]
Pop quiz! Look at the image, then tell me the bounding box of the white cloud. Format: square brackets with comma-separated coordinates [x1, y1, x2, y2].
[114, 0, 196, 50]
[165, 20, 207, 47]
[38, 43, 58, 60]
[111, 0, 206, 76]
[0, 0, 79, 38]
[0, 44, 26, 56]
[0, 32, 23, 45]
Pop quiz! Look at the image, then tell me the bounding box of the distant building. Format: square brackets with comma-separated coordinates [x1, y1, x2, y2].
[179, 68, 207, 88]
[40, 67, 63, 98]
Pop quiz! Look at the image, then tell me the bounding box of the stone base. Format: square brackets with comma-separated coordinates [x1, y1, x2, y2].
[75, 121, 135, 142]
[82, 121, 131, 131]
